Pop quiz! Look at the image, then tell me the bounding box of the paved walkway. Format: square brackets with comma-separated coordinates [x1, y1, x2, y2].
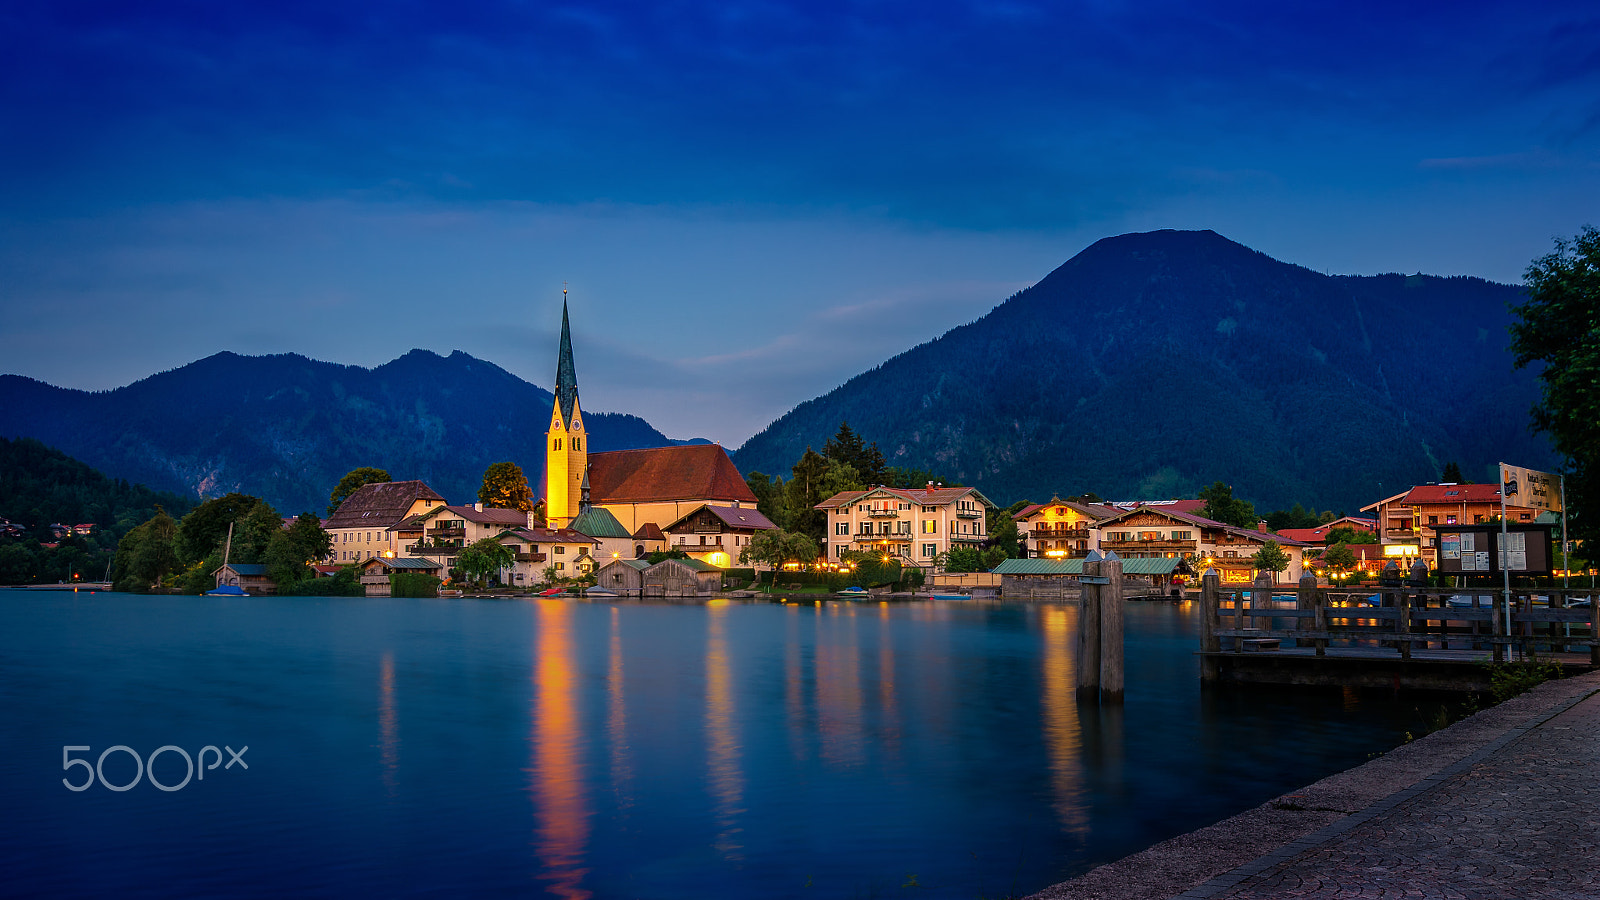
[1030, 670, 1600, 900]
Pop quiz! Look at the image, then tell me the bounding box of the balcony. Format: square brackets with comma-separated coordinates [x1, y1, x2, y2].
[1030, 527, 1089, 540]
[513, 552, 548, 563]
[956, 509, 983, 519]
[867, 508, 900, 518]
[406, 543, 460, 556]
[428, 526, 466, 539]
[854, 533, 911, 544]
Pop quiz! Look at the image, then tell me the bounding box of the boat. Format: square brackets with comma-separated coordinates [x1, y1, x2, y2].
[584, 588, 619, 598]
[836, 586, 869, 597]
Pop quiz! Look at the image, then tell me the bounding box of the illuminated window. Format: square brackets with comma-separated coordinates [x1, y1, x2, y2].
[922, 520, 937, 534]
[1446, 515, 1457, 525]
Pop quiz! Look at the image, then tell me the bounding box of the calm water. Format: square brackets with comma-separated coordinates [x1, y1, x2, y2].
[0, 592, 1423, 899]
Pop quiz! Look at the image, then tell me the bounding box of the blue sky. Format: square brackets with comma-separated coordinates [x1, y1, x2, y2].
[3, 1, 1597, 443]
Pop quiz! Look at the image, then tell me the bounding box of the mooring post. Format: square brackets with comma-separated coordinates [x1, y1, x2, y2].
[1492, 588, 1507, 664]
[1297, 572, 1324, 657]
[1200, 570, 1221, 683]
[1100, 552, 1125, 704]
[1252, 572, 1272, 638]
[1077, 551, 1102, 701]
[1590, 589, 1599, 667]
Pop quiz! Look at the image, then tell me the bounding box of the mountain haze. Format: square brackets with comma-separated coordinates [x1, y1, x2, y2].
[0, 350, 682, 515]
[734, 230, 1556, 513]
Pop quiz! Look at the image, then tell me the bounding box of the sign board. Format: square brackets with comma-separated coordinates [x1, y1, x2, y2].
[1431, 524, 1554, 576]
[1500, 463, 1563, 513]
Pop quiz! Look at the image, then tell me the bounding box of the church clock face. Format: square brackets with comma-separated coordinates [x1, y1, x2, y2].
[573, 418, 581, 431]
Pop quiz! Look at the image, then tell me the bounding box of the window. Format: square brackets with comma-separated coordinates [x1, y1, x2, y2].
[678, 536, 686, 545]
[1171, 530, 1192, 540]
[556, 562, 565, 571]
[837, 522, 849, 535]
[922, 520, 937, 534]
[836, 545, 847, 558]
[553, 438, 561, 451]
[923, 506, 934, 513]
[1427, 516, 1438, 525]
[922, 544, 936, 558]
[555, 546, 565, 554]
[1446, 515, 1457, 525]
[1519, 513, 1531, 520]
[574, 438, 581, 451]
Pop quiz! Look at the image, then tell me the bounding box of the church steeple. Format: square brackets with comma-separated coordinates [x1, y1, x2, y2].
[554, 288, 579, 427]
[545, 285, 587, 529]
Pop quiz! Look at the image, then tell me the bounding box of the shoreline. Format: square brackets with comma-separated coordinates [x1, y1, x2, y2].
[1027, 669, 1600, 899]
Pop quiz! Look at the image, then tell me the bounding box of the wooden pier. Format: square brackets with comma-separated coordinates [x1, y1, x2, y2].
[1197, 569, 1600, 691]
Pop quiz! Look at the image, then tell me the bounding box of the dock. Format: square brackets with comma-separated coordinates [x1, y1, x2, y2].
[1197, 570, 1599, 690]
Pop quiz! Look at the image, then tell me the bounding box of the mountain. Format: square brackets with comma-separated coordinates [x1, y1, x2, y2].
[733, 229, 1556, 513]
[0, 350, 681, 515]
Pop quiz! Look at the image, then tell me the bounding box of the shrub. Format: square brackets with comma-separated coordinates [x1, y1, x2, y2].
[392, 572, 441, 598]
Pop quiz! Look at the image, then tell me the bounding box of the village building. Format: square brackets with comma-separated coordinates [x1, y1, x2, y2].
[662, 504, 777, 568]
[323, 480, 446, 563]
[641, 556, 724, 596]
[392, 503, 537, 571]
[540, 296, 760, 537]
[1089, 506, 1310, 583]
[815, 484, 997, 570]
[1361, 484, 1538, 568]
[595, 558, 651, 595]
[632, 523, 668, 557]
[1275, 516, 1378, 546]
[212, 562, 275, 594]
[1012, 497, 1121, 558]
[568, 505, 638, 564]
[492, 526, 600, 585]
[357, 556, 444, 596]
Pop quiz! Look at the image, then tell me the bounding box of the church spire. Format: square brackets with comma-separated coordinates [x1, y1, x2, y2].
[554, 285, 578, 426]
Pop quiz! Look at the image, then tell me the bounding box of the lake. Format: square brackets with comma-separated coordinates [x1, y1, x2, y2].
[0, 592, 1424, 898]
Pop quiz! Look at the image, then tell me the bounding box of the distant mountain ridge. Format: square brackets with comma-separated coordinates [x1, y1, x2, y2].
[0, 350, 684, 515]
[733, 229, 1557, 513]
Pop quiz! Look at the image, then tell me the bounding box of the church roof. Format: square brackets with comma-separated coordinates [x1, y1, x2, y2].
[554, 298, 579, 426]
[324, 481, 446, 530]
[569, 506, 634, 539]
[588, 444, 758, 505]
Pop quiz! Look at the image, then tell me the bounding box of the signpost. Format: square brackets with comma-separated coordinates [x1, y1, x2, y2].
[1498, 463, 1567, 655]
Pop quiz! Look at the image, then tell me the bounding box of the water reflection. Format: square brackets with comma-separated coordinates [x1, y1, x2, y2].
[785, 607, 809, 762]
[607, 607, 633, 812]
[378, 650, 398, 797]
[705, 601, 745, 857]
[815, 603, 864, 767]
[529, 600, 590, 900]
[877, 603, 901, 756]
[1039, 606, 1087, 832]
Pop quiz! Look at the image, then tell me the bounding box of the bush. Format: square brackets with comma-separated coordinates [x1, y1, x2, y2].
[294, 567, 364, 596]
[1487, 658, 1563, 703]
[391, 572, 441, 598]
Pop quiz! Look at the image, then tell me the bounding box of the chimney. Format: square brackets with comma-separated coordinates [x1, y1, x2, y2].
[474, 502, 484, 512]
[1258, 519, 1269, 533]
[927, 481, 935, 489]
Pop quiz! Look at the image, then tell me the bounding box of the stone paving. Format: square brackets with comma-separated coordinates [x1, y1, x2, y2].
[1030, 671, 1600, 900]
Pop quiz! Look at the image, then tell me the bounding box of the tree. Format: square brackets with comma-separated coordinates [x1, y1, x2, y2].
[455, 537, 515, 587]
[176, 492, 272, 564]
[1512, 226, 1600, 548]
[265, 513, 333, 586]
[1250, 540, 1291, 578]
[938, 546, 987, 573]
[478, 461, 534, 512]
[114, 507, 180, 592]
[987, 500, 1028, 558]
[1320, 542, 1358, 580]
[1325, 526, 1377, 545]
[328, 467, 391, 515]
[745, 471, 790, 531]
[784, 448, 832, 546]
[1199, 482, 1258, 529]
[741, 529, 819, 585]
[1441, 461, 1464, 483]
[824, 422, 887, 486]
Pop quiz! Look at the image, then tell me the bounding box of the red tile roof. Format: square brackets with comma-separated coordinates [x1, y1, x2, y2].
[633, 523, 666, 542]
[815, 485, 994, 510]
[324, 481, 446, 530]
[1400, 484, 1509, 505]
[500, 526, 598, 545]
[586, 444, 757, 504]
[1012, 499, 1122, 521]
[1277, 518, 1377, 544]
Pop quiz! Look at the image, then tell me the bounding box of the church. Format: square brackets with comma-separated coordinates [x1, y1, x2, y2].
[543, 297, 760, 545]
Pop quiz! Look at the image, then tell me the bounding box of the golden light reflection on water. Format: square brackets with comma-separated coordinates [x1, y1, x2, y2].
[1040, 606, 1088, 833]
[785, 607, 809, 762]
[529, 599, 591, 900]
[608, 607, 633, 811]
[378, 650, 398, 797]
[705, 602, 745, 857]
[877, 603, 901, 756]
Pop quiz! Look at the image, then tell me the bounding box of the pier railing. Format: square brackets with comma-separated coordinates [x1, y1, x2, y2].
[1199, 571, 1600, 671]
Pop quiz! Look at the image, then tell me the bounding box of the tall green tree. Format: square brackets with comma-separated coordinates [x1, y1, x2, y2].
[823, 422, 888, 486]
[784, 448, 833, 546]
[114, 507, 180, 592]
[1320, 542, 1358, 579]
[745, 471, 790, 531]
[177, 492, 272, 564]
[1199, 482, 1258, 529]
[478, 461, 534, 512]
[1250, 540, 1291, 578]
[1441, 461, 1464, 483]
[328, 467, 391, 515]
[264, 513, 334, 586]
[1512, 225, 1600, 548]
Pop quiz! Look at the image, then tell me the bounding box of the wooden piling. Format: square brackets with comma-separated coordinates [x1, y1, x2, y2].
[1591, 590, 1599, 667]
[1252, 572, 1272, 635]
[1100, 555, 1125, 704]
[1200, 570, 1221, 683]
[1077, 553, 1102, 701]
[1296, 572, 1325, 657]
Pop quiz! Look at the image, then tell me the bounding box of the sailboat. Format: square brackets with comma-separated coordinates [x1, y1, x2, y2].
[204, 522, 250, 597]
